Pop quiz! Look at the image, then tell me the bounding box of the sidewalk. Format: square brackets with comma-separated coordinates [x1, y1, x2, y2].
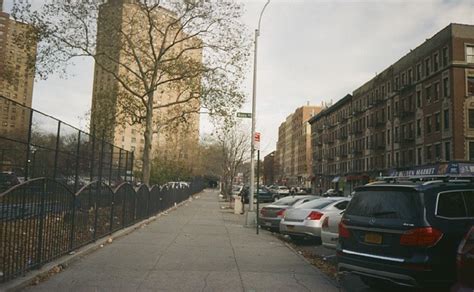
[24, 189, 338, 292]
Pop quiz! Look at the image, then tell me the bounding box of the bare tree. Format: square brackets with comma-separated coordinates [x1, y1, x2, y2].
[13, 0, 249, 184]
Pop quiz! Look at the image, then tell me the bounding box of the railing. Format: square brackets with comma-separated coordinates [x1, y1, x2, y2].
[0, 177, 205, 283]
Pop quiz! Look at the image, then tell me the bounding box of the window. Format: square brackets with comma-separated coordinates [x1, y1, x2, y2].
[442, 47, 449, 66]
[387, 105, 391, 120]
[395, 77, 399, 90]
[443, 77, 449, 97]
[470, 142, 474, 161]
[435, 112, 440, 131]
[426, 145, 432, 160]
[425, 58, 431, 76]
[468, 75, 474, 96]
[436, 191, 474, 218]
[469, 109, 474, 129]
[433, 53, 439, 71]
[416, 90, 422, 108]
[416, 63, 422, 81]
[434, 82, 440, 101]
[444, 109, 449, 130]
[387, 129, 391, 144]
[408, 69, 413, 84]
[426, 116, 432, 134]
[445, 142, 451, 161]
[425, 86, 432, 103]
[417, 147, 422, 165]
[467, 45, 474, 63]
[417, 119, 422, 137]
[435, 144, 441, 160]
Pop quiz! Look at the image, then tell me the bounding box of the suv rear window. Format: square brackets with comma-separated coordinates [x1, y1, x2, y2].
[437, 191, 474, 218]
[345, 190, 421, 220]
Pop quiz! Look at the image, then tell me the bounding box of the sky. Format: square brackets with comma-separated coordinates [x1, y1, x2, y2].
[3, 0, 474, 157]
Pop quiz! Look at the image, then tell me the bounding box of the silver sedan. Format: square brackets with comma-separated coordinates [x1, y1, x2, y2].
[279, 198, 350, 241]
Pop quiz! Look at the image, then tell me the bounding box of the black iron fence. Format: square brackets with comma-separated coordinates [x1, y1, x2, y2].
[0, 96, 206, 283]
[0, 95, 133, 193]
[0, 177, 204, 283]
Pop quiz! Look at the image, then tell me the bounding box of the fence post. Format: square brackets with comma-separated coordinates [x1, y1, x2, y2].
[24, 109, 34, 181]
[73, 131, 81, 193]
[108, 146, 114, 186]
[36, 179, 47, 267]
[53, 121, 61, 180]
[123, 151, 128, 182]
[90, 127, 96, 183]
[93, 134, 105, 240]
[117, 149, 122, 183]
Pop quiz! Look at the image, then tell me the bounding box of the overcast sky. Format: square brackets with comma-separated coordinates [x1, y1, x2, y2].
[3, 0, 474, 156]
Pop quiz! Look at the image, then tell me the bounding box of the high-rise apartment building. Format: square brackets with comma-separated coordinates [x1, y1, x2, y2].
[0, 4, 36, 140]
[91, 0, 201, 172]
[275, 105, 321, 186]
[309, 23, 474, 194]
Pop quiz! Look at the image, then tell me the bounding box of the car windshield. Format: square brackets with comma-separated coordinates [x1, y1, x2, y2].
[345, 189, 422, 220]
[297, 198, 335, 209]
[279, 186, 288, 190]
[273, 196, 305, 206]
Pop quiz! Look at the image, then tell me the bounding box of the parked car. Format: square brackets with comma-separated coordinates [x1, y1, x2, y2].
[321, 203, 348, 249]
[337, 179, 474, 289]
[322, 188, 343, 197]
[452, 225, 474, 291]
[258, 195, 320, 232]
[255, 187, 275, 203]
[271, 185, 290, 198]
[280, 197, 350, 241]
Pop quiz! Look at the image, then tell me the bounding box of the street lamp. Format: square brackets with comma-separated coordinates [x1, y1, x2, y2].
[246, 0, 270, 226]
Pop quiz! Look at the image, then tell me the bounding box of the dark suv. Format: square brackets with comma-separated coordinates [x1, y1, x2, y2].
[337, 178, 474, 289]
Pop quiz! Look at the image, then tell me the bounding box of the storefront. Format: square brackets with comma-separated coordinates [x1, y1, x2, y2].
[389, 162, 474, 177]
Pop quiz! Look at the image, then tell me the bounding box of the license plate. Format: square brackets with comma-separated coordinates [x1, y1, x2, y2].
[364, 233, 382, 244]
[287, 225, 295, 230]
[265, 222, 272, 227]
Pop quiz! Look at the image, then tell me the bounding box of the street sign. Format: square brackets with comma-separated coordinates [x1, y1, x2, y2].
[254, 132, 261, 150]
[237, 112, 252, 118]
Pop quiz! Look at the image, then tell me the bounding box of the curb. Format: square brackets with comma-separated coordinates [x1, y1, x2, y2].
[0, 195, 198, 292]
[280, 239, 341, 289]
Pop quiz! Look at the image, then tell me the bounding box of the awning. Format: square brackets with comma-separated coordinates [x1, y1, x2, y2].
[331, 176, 340, 183]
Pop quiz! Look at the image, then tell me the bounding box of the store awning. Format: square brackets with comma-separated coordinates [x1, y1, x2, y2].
[331, 176, 340, 183]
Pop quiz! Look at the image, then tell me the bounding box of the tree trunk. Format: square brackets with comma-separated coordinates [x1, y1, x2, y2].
[142, 93, 154, 185]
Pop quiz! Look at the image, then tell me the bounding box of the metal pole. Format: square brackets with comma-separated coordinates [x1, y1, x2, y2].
[256, 150, 260, 235]
[249, 0, 270, 214]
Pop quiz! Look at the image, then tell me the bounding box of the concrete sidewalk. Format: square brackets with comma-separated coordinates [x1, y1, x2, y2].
[25, 189, 338, 292]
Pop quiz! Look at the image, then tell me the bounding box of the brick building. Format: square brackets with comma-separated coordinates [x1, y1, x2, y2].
[309, 23, 474, 194]
[275, 105, 321, 186]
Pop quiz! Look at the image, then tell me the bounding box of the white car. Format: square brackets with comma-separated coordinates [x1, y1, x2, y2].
[321, 210, 345, 249]
[280, 198, 350, 241]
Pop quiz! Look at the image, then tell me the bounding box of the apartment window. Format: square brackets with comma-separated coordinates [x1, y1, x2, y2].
[387, 105, 391, 120]
[387, 129, 391, 145]
[443, 77, 449, 97]
[433, 52, 439, 71]
[425, 58, 431, 76]
[395, 127, 399, 142]
[395, 77, 399, 90]
[425, 86, 432, 103]
[396, 152, 400, 166]
[401, 73, 406, 86]
[426, 116, 432, 134]
[417, 147, 422, 165]
[416, 63, 422, 81]
[435, 144, 441, 160]
[435, 112, 441, 131]
[416, 90, 422, 108]
[445, 142, 451, 161]
[467, 45, 474, 63]
[444, 109, 449, 130]
[131, 137, 136, 143]
[470, 142, 474, 161]
[426, 145, 432, 161]
[442, 47, 449, 66]
[434, 82, 440, 101]
[468, 75, 474, 96]
[408, 69, 413, 84]
[469, 109, 474, 128]
[417, 119, 422, 137]
[387, 81, 391, 93]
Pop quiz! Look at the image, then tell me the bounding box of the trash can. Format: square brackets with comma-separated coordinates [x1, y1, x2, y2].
[233, 195, 243, 214]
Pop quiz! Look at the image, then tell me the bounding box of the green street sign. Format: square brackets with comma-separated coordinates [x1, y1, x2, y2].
[237, 112, 252, 118]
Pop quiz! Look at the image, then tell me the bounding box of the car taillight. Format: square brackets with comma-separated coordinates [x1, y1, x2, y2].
[457, 226, 474, 269]
[306, 211, 323, 220]
[276, 209, 285, 218]
[399, 227, 443, 247]
[339, 222, 350, 238]
[322, 217, 329, 229]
